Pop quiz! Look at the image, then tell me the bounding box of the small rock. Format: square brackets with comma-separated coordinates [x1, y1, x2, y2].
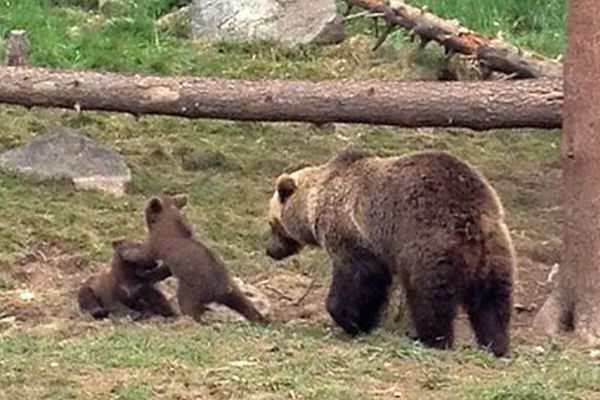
[157, 6, 191, 37]
[229, 360, 257, 367]
[189, 0, 345, 46]
[533, 345, 546, 355]
[0, 128, 131, 197]
[590, 350, 600, 359]
[232, 277, 271, 318]
[547, 263, 560, 283]
[514, 303, 537, 313]
[18, 290, 35, 302]
[99, 0, 128, 15]
[0, 316, 18, 329]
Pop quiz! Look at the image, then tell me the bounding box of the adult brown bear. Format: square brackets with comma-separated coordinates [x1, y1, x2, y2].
[265, 149, 515, 357]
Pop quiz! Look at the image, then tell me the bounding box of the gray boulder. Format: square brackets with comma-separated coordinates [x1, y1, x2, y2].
[0, 128, 131, 197]
[189, 0, 345, 46]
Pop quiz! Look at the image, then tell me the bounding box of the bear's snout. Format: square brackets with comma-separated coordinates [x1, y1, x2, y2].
[266, 233, 301, 260]
[265, 242, 289, 260]
[265, 246, 283, 260]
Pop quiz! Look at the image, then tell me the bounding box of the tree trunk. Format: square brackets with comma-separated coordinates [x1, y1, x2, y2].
[533, 0, 600, 342]
[0, 66, 562, 130]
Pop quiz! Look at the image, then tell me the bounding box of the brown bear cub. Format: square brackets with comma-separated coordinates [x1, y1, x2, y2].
[78, 238, 175, 320]
[143, 194, 267, 324]
[266, 149, 516, 357]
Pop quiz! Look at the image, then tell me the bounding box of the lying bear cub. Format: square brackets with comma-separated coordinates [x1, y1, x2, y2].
[77, 238, 175, 320]
[266, 149, 516, 357]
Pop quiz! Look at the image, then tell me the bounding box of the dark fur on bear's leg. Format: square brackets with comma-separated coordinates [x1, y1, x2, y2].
[130, 286, 176, 319]
[77, 284, 109, 320]
[135, 264, 172, 284]
[325, 243, 392, 335]
[221, 285, 269, 325]
[464, 275, 512, 357]
[406, 261, 461, 350]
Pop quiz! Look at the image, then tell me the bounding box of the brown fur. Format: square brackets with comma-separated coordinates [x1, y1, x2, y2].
[77, 238, 175, 320]
[143, 194, 267, 324]
[266, 149, 515, 357]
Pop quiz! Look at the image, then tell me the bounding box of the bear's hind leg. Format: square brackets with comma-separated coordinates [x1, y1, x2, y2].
[406, 261, 460, 350]
[464, 274, 512, 357]
[221, 284, 269, 325]
[177, 284, 210, 323]
[325, 244, 392, 335]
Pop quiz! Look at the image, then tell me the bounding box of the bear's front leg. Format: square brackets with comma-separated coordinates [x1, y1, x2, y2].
[325, 242, 392, 335]
[135, 263, 172, 284]
[134, 286, 177, 318]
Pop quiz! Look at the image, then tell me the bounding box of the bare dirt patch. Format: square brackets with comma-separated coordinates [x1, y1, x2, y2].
[0, 242, 558, 349]
[0, 243, 331, 332]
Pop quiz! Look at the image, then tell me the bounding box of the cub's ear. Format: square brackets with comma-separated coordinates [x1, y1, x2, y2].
[119, 247, 144, 263]
[114, 241, 145, 263]
[172, 194, 188, 209]
[111, 237, 126, 250]
[276, 174, 297, 202]
[147, 197, 163, 214]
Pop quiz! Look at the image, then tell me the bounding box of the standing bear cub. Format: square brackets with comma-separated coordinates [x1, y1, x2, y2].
[144, 194, 268, 324]
[78, 238, 175, 320]
[266, 149, 515, 357]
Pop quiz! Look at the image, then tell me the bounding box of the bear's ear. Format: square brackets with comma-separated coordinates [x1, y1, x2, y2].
[113, 240, 144, 263]
[111, 238, 144, 263]
[118, 246, 144, 263]
[148, 197, 163, 214]
[111, 237, 126, 249]
[172, 194, 188, 209]
[276, 174, 297, 202]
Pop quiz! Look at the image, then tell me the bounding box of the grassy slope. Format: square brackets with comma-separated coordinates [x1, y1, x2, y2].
[0, 1, 593, 400]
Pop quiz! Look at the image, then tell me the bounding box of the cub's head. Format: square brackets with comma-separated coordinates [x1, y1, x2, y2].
[266, 172, 306, 261]
[144, 194, 191, 236]
[111, 238, 157, 272]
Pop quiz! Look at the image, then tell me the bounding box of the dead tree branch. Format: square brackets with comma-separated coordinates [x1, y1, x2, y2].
[344, 0, 563, 79]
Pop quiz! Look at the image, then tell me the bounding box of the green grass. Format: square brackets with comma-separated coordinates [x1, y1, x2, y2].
[0, 105, 562, 266]
[0, 0, 565, 79]
[1, 325, 599, 400]
[0, 0, 580, 399]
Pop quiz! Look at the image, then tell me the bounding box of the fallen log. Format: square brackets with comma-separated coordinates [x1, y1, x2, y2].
[344, 0, 563, 79]
[0, 66, 562, 130]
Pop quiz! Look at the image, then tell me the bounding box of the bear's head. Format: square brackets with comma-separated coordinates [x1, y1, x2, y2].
[144, 194, 192, 238]
[266, 170, 316, 260]
[111, 238, 157, 275]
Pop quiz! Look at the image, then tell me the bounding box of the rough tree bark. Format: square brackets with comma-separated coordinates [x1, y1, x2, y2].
[343, 0, 563, 79]
[0, 66, 562, 130]
[533, 0, 600, 342]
